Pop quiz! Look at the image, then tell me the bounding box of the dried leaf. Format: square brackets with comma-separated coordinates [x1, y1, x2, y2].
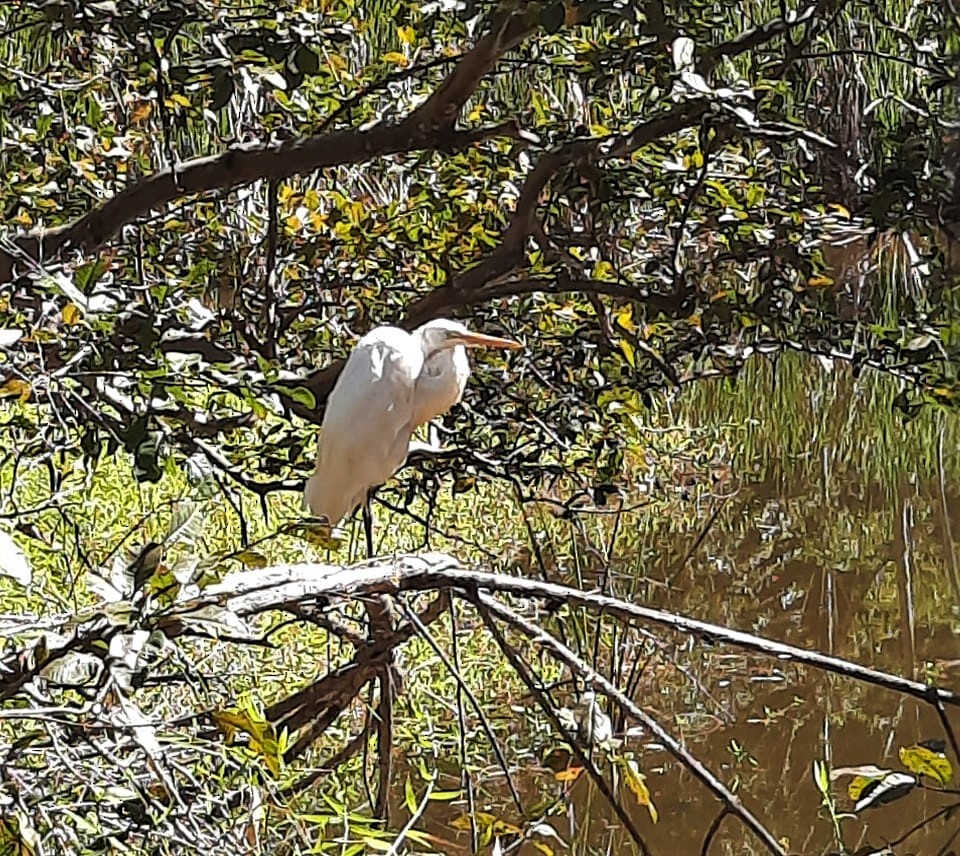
[0, 379, 31, 402]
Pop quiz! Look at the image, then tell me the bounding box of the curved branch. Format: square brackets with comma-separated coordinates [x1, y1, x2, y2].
[195, 553, 960, 717]
[0, 11, 539, 285]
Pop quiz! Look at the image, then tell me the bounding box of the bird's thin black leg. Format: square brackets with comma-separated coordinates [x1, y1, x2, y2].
[361, 493, 374, 559]
[358, 487, 395, 820]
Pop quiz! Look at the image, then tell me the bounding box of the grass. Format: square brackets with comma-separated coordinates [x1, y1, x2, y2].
[3, 350, 960, 855]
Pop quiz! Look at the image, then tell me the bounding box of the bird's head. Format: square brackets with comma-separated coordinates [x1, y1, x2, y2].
[415, 318, 522, 359]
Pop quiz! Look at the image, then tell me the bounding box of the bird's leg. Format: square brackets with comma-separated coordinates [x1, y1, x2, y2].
[361, 493, 375, 559]
[359, 488, 396, 821]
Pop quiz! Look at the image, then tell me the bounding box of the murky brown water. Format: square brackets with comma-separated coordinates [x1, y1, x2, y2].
[407, 355, 960, 855]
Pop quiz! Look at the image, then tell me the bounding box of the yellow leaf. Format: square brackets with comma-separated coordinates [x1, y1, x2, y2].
[614, 304, 636, 333]
[491, 820, 522, 836]
[0, 379, 31, 402]
[63, 303, 83, 325]
[898, 744, 953, 786]
[594, 259, 616, 281]
[397, 25, 415, 45]
[451, 812, 496, 832]
[619, 338, 636, 369]
[847, 774, 877, 801]
[806, 275, 834, 288]
[554, 766, 584, 783]
[213, 707, 282, 776]
[382, 51, 408, 67]
[622, 758, 659, 823]
[828, 203, 851, 219]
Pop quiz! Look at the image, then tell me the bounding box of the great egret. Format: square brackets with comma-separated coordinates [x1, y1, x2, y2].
[303, 319, 521, 542]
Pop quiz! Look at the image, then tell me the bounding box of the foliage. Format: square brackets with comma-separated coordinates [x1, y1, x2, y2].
[2, 0, 960, 853]
[0, 0, 957, 507]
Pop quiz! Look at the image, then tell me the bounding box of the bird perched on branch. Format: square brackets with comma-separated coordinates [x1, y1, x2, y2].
[304, 318, 521, 552]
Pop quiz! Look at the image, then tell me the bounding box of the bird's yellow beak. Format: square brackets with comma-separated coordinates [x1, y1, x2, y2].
[455, 330, 523, 350]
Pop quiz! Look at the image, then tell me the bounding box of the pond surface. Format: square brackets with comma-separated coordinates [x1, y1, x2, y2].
[411, 353, 960, 855]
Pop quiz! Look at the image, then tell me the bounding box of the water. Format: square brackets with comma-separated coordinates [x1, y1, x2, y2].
[411, 354, 960, 855]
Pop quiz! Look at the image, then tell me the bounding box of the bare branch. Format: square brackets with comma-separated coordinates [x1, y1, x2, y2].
[0, 11, 538, 285]
[475, 592, 782, 854]
[190, 553, 960, 717]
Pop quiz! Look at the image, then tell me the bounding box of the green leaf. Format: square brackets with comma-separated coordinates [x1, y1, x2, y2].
[286, 386, 317, 409]
[404, 776, 417, 813]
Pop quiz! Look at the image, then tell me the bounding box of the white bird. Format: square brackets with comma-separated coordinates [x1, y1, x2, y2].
[303, 319, 521, 536]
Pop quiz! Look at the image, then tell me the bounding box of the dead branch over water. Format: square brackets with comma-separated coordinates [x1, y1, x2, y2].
[2, 551, 957, 853]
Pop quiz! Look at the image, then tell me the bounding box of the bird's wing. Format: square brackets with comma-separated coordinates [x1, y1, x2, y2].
[304, 327, 423, 524]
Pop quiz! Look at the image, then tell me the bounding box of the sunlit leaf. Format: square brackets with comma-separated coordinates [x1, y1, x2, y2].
[621, 757, 658, 823]
[382, 51, 408, 67]
[899, 743, 953, 786]
[0, 379, 31, 402]
[853, 772, 917, 812]
[554, 766, 584, 783]
[427, 790, 463, 801]
[404, 776, 417, 813]
[213, 704, 283, 776]
[62, 303, 83, 325]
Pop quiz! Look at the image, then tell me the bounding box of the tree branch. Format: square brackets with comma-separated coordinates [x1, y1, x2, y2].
[0, 11, 539, 285]
[193, 553, 960, 718]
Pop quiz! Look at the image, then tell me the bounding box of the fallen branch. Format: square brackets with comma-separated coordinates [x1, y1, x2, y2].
[474, 590, 784, 856]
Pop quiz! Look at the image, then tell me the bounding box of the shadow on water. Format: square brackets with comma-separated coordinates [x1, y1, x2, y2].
[412, 351, 960, 855]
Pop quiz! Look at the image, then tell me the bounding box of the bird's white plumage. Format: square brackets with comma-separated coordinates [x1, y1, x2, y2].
[303, 319, 519, 528]
[303, 326, 423, 526]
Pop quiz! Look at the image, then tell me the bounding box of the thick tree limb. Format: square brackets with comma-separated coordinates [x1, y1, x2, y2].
[193, 553, 960, 718]
[0, 11, 538, 285]
[296, 99, 715, 418]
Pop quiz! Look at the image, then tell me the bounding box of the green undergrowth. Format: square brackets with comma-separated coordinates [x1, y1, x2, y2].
[2, 351, 960, 851]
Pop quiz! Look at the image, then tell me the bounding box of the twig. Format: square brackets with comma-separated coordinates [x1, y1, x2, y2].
[473, 592, 785, 855]
[398, 596, 524, 817]
[476, 595, 652, 856]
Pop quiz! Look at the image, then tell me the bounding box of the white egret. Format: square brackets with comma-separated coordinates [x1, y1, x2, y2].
[303, 318, 521, 549]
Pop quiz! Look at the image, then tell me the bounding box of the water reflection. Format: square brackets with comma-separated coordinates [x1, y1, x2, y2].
[421, 353, 960, 855]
